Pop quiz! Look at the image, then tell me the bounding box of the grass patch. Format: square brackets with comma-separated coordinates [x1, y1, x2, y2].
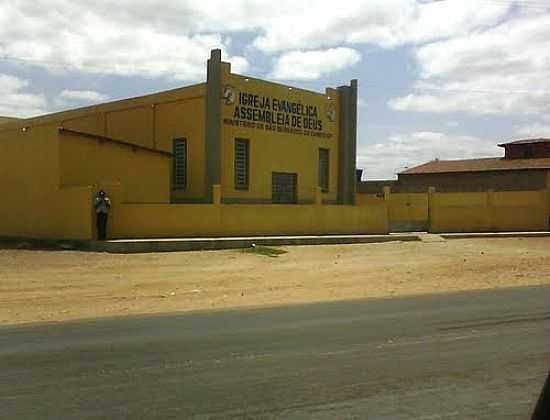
[241, 245, 288, 258]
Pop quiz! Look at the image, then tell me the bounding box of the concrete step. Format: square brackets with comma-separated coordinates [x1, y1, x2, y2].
[440, 232, 550, 240]
[91, 234, 420, 253]
[419, 233, 446, 243]
[2, 231, 549, 254]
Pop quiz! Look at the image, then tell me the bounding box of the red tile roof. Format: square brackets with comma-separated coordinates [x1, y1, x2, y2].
[400, 157, 550, 175]
[498, 138, 550, 147]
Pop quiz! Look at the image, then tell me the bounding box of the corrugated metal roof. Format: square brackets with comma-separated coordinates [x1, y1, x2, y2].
[498, 138, 550, 147]
[400, 157, 550, 175]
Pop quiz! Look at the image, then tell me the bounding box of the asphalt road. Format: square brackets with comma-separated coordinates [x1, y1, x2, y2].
[1, 286, 549, 419]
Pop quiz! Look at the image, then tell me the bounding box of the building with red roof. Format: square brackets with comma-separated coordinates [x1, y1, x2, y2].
[358, 138, 550, 193]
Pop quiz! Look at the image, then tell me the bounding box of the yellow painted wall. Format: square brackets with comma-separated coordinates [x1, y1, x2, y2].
[491, 191, 549, 231]
[59, 132, 171, 203]
[430, 190, 549, 232]
[60, 84, 207, 201]
[4, 55, 548, 242]
[388, 193, 429, 224]
[63, 113, 105, 136]
[2, 116, 546, 240]
[220, 68, 339, 203]
[106, 107, 155, 149]
[356, 192, 384, 206]
[0, 116, 21, 125]
[108, 201, 388, 239]
[154, 97, 206, 201]
[360, 189, 548, 233]
[0, 125, 92, 240]
[54, 186, 94, 240]
[430, 192, 490, 232]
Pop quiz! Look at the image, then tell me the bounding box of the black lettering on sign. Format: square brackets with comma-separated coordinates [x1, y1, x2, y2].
[226, 89, 333, 139]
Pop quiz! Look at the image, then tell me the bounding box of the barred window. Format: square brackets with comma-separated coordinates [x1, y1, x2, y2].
[234, 138, 249, 190]
[172, 138, 187, 190]
[319, 148, 329, 192]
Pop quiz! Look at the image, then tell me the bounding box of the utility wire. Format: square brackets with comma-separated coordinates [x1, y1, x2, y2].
[427, 0, 550, 8]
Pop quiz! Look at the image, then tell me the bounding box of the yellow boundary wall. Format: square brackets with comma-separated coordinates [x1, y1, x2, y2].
[3, 175, 548, 241]
[0, 185, 94, 241]
[359, 188, 549, 234]
[429, 189, 549, 232]
[0, 125, 94, 241]
[387, 192, 429, 231]
[108, 201, 389, 239]
[88, 187, 550, 239]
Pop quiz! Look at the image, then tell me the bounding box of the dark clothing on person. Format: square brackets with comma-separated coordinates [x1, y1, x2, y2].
[94, 196, 111, 214]
[94, 191, 111, 240]
[97, 212, 108, 240]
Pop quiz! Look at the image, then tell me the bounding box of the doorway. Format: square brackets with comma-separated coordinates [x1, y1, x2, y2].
[272, 172, 297, 204]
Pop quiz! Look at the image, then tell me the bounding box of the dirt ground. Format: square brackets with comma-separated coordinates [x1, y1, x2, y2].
[1, 237, 550, 325]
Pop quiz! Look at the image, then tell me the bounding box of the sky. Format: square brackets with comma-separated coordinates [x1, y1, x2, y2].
[1, 0, 550, 179]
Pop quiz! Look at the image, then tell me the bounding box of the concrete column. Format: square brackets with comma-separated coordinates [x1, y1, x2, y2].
[205, 49, 223, 203]
[151, 104, 157, 149]
[315, 186, 322, 205]
[337, 80, 358, 205]
[545, 172, 550, 231]
[383, 186, 391, 232]
[487, 189, 495, 232]
[428, 187, 436, 233]
[212, 184, 222, 206]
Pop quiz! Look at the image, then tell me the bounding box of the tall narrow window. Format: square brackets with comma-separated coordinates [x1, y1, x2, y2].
[173, 138, 187, 190]
[319, 148, 329, 192]
[235, 138, 249, 190]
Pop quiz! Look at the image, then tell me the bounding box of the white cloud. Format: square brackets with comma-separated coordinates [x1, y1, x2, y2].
[358, 131, 501, 180]
[251, 0, 511, 52]
[55, 89, 111, 109]
[58, 90, 110, 103]
[270, 48, 361, 80]
[388, 13, 550, 116]
[0, 0, 516, 82]
[0, 74, 47, 118]
[514, 122, 550, 138]
[0, 1, 249, 81]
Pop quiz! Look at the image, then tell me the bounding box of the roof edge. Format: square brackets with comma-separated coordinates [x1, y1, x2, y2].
[58, 128, 172, 157]
[0, 82, 206, 133]
[498, 137, 550, 147]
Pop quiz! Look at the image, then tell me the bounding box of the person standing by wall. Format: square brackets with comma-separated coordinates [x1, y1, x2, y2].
[94, 190, 111, 240]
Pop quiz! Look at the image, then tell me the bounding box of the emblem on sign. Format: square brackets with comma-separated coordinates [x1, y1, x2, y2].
[223, 85, 236, 105]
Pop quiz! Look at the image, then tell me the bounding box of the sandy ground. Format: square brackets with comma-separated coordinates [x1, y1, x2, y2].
[1, 237, 550, 325]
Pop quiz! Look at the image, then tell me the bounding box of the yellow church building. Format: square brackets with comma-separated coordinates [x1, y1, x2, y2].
[0, 50, 389, 240]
